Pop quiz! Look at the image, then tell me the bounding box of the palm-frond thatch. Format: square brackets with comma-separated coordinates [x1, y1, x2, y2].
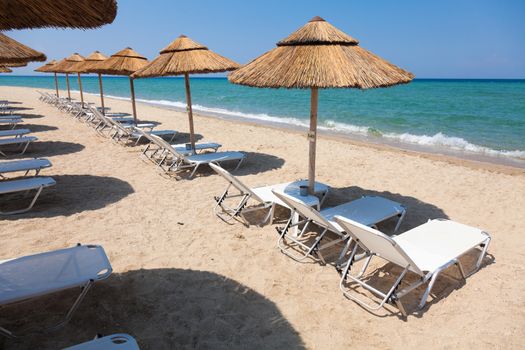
[132, 35, 239, 78]
[0, 0, 117, 30]
[34, 59, 58, 72]
[0, 65, 12, 73]
[0, 33, 46, 64]
[228, 16, 414, 89]
[87, 47, 148, 76]
[73, 51, 107, 73]
[51, 53, 85, 73]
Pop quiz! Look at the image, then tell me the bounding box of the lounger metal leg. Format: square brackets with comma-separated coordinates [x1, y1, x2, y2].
[0, 280, 94, 338]
[0, 186, 44, 215]
[19, 141, 31, 155]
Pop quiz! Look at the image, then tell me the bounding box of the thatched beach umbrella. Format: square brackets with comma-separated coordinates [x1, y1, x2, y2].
[229, 16, 414, 193]
[35, 59, 60, 97]
[0, 0, 117, 30]
[0, 33, 46, 64]
[132, 35, 240, 149]
[0, 65, 12, 73]
[88, 47, 148, 124]
[46, 58, 72, 100]
[5, 62, 28, 67]
[53, 53, 86, 106]
[73, 51, 108, 113]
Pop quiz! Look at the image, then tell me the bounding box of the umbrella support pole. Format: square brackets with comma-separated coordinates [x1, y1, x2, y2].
[98, 73, 105, 115]
[77, 73, 84, 108]
[129, 77, 138, 125]
[308, 87, 318, 194]
[53, 72, 59, 97]
[184, 73, 196, 150]
[65, 73, 71, 101]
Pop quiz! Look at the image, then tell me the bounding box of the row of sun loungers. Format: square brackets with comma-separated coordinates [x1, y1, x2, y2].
[39, 91, 247, 178]
[210, 163, 491, 316]
[0, 100, 55, 215]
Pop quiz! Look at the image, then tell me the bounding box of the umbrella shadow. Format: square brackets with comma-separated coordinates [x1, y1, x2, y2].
[2, 106, 33, 112]
[1, 268, 305, 349]
[16, 124, 58, 133]
[10, 113, 44, 119]
[22, 141, 85, 158]
[172, 132, 204, 144]
[0, 175, 134, 220]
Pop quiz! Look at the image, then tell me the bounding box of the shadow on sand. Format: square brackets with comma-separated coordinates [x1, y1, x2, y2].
[1, 268, 305, 349]
[0, 174, 134, 220]
[23, 141, 85, 158]
[16, 124, 58, 133]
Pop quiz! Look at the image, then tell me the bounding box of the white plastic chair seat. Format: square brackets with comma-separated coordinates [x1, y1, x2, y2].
[131, 129, 177, 138]
[65, 334, 139, 350]
[172, 142, 221, 155]
[393, 219, 489, 273]
[0, 158, 51, 175]
[0, 129, 30, 138]
[322, 196, 405, 232]
[0, 245, 112, 305]
[185, 151, 245, 165]
[0, 176, 55, 194]
[253, 180, 329, 208]
[0, 136, 37, 146]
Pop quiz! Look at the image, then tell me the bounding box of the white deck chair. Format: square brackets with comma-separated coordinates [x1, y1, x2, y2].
[0, 158, 52, 178]
[138, 128, 221, 164]
[0, 118, 22, 129]
[210, 163, 329, 226]
[0, 176, 55, 215]
[272, 191, 406, 265]
[334, 216, 491, 316]
[0, 136, 37, 157]
[148, 134, 245, 177]
[65, 334, 140, 350]
[0, 244, 112, 338]
[0, 128, 30, 138]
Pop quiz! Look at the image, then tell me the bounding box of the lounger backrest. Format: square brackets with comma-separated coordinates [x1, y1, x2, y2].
[334, 215, 424, 275]
[209, 163, 263, 203]
[149, 134, 184, 158]
[272, 190, 340, 232]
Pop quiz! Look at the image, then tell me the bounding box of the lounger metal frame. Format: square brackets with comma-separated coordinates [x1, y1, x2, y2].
[336, 217, 491, 316]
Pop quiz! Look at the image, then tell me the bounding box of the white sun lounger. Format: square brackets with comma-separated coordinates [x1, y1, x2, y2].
[0, 158, 52, 178]
[0, 118, 22, 129]
[0, 136, 37, 157]
[272, 191, 406, 264]
[334, 216, 491, 316]
[65, 334, 140, 350]
[0, 244, 112, 338]
[148, 134, 244, 177]
[0, 129, 30, 138]
[0, 176, 55, 215]
[210, 162, 329, 225]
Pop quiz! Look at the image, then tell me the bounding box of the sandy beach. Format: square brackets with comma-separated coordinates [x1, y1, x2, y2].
[1, 85, 524, 349]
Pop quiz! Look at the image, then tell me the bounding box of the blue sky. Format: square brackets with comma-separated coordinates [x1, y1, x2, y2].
[5, 0, 525, 78]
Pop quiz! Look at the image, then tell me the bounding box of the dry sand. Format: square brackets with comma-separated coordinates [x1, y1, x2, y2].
[0, 86, 524, 349]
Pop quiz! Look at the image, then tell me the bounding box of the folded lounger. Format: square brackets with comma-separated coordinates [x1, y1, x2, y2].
[0, 176, 55, 215]
[210, 162, 329, 226]
[137, 128, 220, 164]
[0, 136, 37, 157]
[0, 158, 52, 178]
[0, 244, 112, 338]
[65, 334, 140, 350]
[334, 216, 491, 316]
[0, 128, 30, 138]
[272, 191, 406, 265]
[149, 134, 245, 177]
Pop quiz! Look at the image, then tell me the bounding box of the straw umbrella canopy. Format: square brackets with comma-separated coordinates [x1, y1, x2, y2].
[5, 61, 27, 67]
[73, 51, 108, 113]
[87, 47, 148, 123]
[0, 33, 46, 64]
[132, 35, 240, 149]
[0, 65, 12, 73]
[53, 53, 86, 105]
[35, 59, 60, 97]
[45, 58, 73, 100]
[229, 16, 414, 193]
[0, 0, 117, 30]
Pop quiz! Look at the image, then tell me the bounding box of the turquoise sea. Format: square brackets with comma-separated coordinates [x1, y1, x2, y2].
[1, 76, 524, 161]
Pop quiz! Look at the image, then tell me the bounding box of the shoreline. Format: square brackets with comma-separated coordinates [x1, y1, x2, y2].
[102, 91, 525, 176]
